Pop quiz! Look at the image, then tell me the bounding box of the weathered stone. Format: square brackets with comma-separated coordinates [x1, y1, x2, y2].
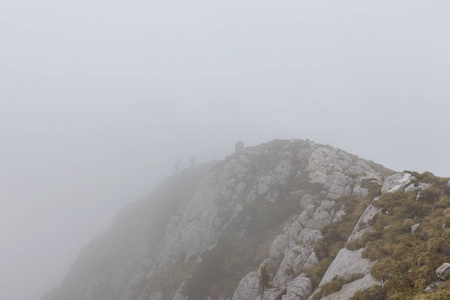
[269, 234, 289, 258]
[172, 292, 186, 300]
[305, 209, 332, 229]
[292, 248, 311, 275]
[326, 172, 352, 199]
[274, 248, 301, 284]
[381, 173, 412, 194]
[320, 274, 380, 300]
[302, 252, 319, 272]
[347, 204, 381, 243]
[232, 271, 260, 300]
[436, 263, 450, 280]
[404, 182, 432, 192]
[352, 185, 369, 198]
[282, 274, 312, 300]
[425, 281, 445, 293]
[319, 248, 375, 286]
[299, 194, 315, 210]
[41, 139, 393, 300]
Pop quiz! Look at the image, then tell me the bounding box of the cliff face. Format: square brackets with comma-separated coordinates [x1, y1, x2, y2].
[41, 139, 450, 300]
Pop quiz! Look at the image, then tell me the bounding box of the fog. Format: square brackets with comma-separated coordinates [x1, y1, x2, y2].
[1, 1, 450, 299]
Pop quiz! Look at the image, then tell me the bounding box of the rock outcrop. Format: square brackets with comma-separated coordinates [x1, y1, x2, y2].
[436, 263, 450, 280]
[41, 139, 395, 300]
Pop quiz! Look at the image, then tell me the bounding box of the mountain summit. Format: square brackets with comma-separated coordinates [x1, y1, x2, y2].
[41, 139, 450, 300]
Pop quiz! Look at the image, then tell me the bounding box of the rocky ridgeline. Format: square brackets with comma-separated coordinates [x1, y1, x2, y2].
[42, 139, 447, 300]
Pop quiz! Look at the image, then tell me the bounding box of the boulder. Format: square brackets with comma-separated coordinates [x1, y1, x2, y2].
[232, 271, 260, 300]
[425, 281, 445, 293]
[282, 274, 312, 300]
[404, 182, 431, 192]
[319, 248, 374, 286]
[436, 263, 450, 280]
[320, 274, 380, 300]
[381, 173, 412, 194]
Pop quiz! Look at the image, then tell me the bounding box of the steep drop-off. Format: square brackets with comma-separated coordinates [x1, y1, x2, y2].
[41, 139, 450, 300]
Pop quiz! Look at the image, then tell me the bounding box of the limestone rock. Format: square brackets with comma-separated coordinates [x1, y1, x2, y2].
[172, 292, 186, 300]
[269, 234, 289, 259]
[347, 204, 381, 243]
[352, 185, 369, 198]
[381, 173, 412, 194]
[320, 274, 380, 300]
[319, 248, 375, 286]
[436, 263, 450, 280]
[404, 182, 431, 192]
[282, 274, 312, 300]
[232, 271, 260, 300]
[425, 281, 445, 293]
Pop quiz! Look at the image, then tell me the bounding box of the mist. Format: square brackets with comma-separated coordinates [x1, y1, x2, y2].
[1, 1, 450, 299]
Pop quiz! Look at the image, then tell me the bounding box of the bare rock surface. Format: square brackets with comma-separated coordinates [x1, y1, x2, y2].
[320, 274, 380, 300]
[281, 274, 312, 300]
[436, 263, 450, 280]
[41, 139, 391, 300]
[381, 172, 412, 194]
[319, 248, 375, 286]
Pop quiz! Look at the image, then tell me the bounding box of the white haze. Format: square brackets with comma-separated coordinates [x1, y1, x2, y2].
[1, 1, 450, 299]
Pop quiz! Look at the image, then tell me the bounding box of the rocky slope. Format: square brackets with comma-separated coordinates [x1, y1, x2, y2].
[41, 139, 450, 300]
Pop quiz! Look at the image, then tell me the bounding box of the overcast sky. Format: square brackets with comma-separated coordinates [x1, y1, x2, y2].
[1, 1, 450, 299]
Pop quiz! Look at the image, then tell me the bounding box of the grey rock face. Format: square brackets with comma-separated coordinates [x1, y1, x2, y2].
[281, 274, 312, 300]
[425, 281, 445, 293]
[42, 139, 391, 300]
[347, 204, 381, 243]
[381, 172, 412, 194]
[319, 274, 380, 300]
[404, 182, 431, 192]
[319, 248, 375, 286]
[232, 271, 260, 300]
[436, 263, 450, 280]
[411, 224, 420, 234]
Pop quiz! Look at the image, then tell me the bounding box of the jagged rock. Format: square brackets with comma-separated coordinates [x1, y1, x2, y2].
[148, 292, 163, 300]
[274, 248, 302, 284]
[425, 281, 445, 293]
[404, 182, 431, 192]
[299, 194, 315, 210]
[333, 208, 346, 222]
[352, 185, 369, 197]
[381, 173, 412, 194]
[326, 172, 352, 199]
[298, 229, 322, 250]
[347, 204, 381, 243]
[307, 147, 332, 183]
[282, 274, 312, 300]
[269, 234, 289, 259]
[41, 139, 392, 300]
[292, 248, 312, 275]
[436, 263, 450, 280]
[411, 224, 420, 234]
[232, 271, 260, 300]
[302, 252, 318, 271]
[172, 292, 186, 300]
[319, 274, 380, 300]
[305, 209, 332, 229]
[319, 248, 375, 286]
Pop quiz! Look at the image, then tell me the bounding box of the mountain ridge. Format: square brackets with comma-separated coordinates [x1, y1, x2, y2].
[41, 139, 450, 300]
